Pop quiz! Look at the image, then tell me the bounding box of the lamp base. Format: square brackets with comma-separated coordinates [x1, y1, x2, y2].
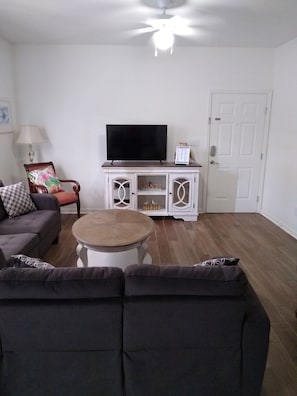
[28, 147, 35, 163]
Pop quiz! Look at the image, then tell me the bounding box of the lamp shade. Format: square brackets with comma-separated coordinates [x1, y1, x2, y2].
[16, 125, 45, 145]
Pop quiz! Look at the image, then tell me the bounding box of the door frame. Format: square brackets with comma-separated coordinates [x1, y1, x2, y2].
[203, 90, 273, 213]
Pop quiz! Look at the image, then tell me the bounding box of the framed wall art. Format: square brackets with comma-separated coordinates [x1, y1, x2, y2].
[0, 100, 12, 133]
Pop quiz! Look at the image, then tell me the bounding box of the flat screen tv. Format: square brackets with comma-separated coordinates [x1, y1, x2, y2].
[106, 124, 167, 162]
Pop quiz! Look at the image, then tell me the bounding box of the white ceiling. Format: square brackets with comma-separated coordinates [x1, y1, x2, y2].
[0, 0, 297, 48]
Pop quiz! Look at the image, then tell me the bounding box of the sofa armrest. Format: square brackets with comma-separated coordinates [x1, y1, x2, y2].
[30, 193, 61, 212]
[242, 284, 270, 396]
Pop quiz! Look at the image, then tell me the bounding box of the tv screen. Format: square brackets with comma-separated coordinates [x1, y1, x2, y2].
[106, 124, 167, 161]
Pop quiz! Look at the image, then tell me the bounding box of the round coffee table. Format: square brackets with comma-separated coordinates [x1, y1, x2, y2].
[72, 209, 155, 269]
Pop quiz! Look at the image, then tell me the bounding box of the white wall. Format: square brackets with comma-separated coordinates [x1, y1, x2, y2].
[12, 44, 274, 212]
[262, 37, 297, 238]
[0, 38, 18, 184]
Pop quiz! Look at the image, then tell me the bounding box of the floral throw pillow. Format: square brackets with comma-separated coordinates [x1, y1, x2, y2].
[28, 165, 64, 194]
[0, 182, 36, 218]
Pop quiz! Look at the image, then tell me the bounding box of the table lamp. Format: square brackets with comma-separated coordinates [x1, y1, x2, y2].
[16, 125, 45, 163]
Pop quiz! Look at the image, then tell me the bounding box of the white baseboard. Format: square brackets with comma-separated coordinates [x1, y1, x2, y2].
[261, 210, 297, 240]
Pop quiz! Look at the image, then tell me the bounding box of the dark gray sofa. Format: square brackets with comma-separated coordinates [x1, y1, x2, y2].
[0, 264, 270, 396]
[0, 180, 61, 266]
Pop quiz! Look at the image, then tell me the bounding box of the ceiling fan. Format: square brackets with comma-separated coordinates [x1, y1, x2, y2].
[140, 0, 192, 56]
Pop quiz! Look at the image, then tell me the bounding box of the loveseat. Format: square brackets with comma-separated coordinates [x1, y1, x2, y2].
[0, 180, 61, 267]
[0, 263, 270, 396]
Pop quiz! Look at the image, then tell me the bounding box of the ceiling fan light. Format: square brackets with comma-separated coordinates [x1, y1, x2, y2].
[153, 26, 174, 51]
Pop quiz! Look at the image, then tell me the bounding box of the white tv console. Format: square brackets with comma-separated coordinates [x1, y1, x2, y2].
[102, 161, 201, 221]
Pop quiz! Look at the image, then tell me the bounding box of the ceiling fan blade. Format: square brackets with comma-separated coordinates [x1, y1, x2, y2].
[172, 23, 194, 37]
[123, 25, 156, 39]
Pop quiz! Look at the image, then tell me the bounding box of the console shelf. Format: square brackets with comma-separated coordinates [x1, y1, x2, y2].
[102, 162, 201, 221]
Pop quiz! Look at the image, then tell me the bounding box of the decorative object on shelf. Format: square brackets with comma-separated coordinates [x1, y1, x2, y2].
[142, 182, 162, 190]
[16, 125, 46, 163]
[0, 99, 13, 133]
[143, 200, 161, 211]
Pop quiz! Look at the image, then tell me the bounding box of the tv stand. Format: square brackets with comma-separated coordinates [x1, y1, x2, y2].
[102, 161, 201, 221]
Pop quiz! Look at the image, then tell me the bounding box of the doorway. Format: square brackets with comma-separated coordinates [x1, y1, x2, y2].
[206, 92, 271, 213]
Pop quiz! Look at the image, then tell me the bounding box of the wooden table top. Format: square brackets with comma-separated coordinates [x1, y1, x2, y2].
[72, 209, 155, 248]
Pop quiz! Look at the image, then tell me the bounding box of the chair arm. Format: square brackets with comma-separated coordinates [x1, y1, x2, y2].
[30, 193, 61, 212]
[59, 179, 81, 194]
[242, 284, 270, 396]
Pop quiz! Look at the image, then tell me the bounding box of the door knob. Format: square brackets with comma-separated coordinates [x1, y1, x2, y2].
[210, 160, 219, 165]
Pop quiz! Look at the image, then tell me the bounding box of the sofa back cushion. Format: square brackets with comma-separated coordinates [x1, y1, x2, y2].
[124, 264, 247, 396]
[0, 267, 125, 396]
[125, 263, 247, 297]
[0, 266, 124, 299]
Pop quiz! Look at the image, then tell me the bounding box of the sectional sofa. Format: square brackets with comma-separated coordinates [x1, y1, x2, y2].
[0, 263, 270, 396]
[0, 180, 61, 267]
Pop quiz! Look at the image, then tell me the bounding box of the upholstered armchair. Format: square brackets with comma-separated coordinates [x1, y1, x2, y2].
[24, 162, 81, 217]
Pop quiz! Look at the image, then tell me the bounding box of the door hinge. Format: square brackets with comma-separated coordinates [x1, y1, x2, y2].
[264, 106, 268, 115]
[256, 196, 259, 203]
[208, 116, 211, 125]
[260, 153, 263, 160]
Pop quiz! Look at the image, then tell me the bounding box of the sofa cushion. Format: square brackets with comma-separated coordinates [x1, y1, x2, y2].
[0, 266, 125, 396]
[0, 266, 124, 299]
[0, 182, 36, 218]
[0, 209, 59, 238]
[125, 264, 247, 297]
[27, 165, 64, 193]
[0, 233, 39, 264]
[124, 264, 248, 396]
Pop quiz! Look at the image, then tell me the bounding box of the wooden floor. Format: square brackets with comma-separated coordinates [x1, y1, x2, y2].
[44, 213, 297, 396]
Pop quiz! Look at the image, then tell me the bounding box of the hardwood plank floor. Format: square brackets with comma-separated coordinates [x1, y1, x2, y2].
[44, 213, 297, 396]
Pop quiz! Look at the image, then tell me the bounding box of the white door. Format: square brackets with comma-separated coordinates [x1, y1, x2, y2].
[206, 92, 269, 212]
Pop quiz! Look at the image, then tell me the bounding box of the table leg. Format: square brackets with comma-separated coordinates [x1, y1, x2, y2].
[76, 243, 88, 267]
[137, 240, 148, 265]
